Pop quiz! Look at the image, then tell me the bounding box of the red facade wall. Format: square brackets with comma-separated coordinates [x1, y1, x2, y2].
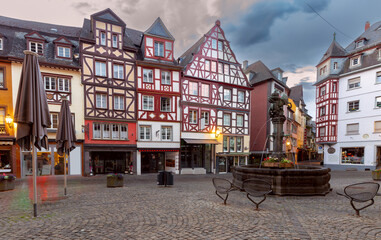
[84, 120, 136, 145]
[250, 82, 269, 152]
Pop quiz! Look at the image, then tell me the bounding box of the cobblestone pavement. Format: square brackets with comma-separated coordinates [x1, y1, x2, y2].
[1, 171, 381, 239]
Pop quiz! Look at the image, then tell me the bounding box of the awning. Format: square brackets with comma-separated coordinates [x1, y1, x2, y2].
[217, 152, 250, 156]
[138, 149, 179, 152]
[183, 139, 220, 144]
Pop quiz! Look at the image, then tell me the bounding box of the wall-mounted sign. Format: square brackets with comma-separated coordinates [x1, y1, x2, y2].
[328, 147, 335, 154]
[318, 145, 323, 154]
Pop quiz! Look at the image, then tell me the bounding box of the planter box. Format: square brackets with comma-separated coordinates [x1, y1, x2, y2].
[107, 175, 124, 187]
[372, 171, 381, 181]
[0, 180, 6, 191]
[263, 162, 279, 168]
[0, 178, 15, 191]
[280, 163, 294, 168]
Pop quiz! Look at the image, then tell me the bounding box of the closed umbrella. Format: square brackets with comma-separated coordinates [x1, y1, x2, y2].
[14, 50, 51, 217]
[56, 98, 76, 196]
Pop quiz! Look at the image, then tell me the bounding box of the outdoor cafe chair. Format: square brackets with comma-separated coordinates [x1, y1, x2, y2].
[336, 182, 380, 216]
[242, 178, 272, 210]
[212, 178, 238, 205]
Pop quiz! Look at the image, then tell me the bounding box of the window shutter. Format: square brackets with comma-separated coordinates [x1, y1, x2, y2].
[347, 124, 359, 134]
[375, 121, 381, 132]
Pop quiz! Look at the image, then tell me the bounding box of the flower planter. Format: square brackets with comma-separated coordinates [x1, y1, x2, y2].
[372, 171, 381, 181]
[280, 163, 294, 168]
[262, 162, 279, 168]
[107, 174, 124, 187]
[0, 180, 7, 191]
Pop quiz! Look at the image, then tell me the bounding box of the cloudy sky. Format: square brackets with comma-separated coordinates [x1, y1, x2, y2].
[2, 0, 381, 118]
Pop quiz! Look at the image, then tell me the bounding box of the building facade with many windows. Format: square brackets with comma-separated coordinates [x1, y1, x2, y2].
[316, 22, 381, 170]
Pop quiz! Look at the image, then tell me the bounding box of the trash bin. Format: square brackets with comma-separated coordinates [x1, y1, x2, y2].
[157, 171, 173, 187]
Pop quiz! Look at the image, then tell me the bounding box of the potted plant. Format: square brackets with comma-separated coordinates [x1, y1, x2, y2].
[279, 158, 294, 168]
[0, 174, 16, 191]
[262, 157, 279, 167]
[107, 173, 124, 187]
[372, 169, 381, 181]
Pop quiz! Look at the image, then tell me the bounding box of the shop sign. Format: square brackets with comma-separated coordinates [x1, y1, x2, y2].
[327, 147, 335, 154]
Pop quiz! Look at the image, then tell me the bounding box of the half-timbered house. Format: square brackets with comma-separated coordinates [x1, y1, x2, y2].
[80, 9, 140, 175]
[179, 20, 251, 174]
[136, 18, 182, 175]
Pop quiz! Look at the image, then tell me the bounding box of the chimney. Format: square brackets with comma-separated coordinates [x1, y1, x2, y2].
[365, 21, 370, 31]
[243, 60, 248, 70]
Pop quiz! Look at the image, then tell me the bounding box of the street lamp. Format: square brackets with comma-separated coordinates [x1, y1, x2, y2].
[215, 129, 221, 138]
[5, 114, 13, 129]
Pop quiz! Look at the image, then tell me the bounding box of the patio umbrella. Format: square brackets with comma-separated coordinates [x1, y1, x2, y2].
[14, 50, 51, 217]
[56, 98, 76, 196]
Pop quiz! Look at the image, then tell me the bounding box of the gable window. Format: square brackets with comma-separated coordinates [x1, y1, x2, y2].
[348, 77, 360, 89]
[49, 113, 59, 129]
[143, 69, 153, 83]
[93, 123, 101, 139]
[211, 61, 217, 72]
[376, 72, 381, 84]
[376, 96, 381, 108]
[103, 124, 110, 139]
[161, 126, 172, 141]
[375, 121, 381, 133]
[161, 97, 171, 112]
[189, 82, 198, 95]
[142, 95, 154, 111]
[211, 39, 217, 49]
[218, 63, 223, 74]
[218, 40, 223, 51]
[355, 40, 364, 48]
[161, 71, 171, 85]
[154, 41, 164, 57]
[114, 95, 124, 110]
[332, 104, 336, 114]
[44, 76, 56, 90]
[0, 38, 3, 50]
[319, 127, 325, 137]
[95, 61, 107, 77]
[347, 123, 359, 135]
[223, 113, 231, 126]
[0, 68, 4, 89]
[348, 100, 359, 112]
[112, 124, 119, 139]
[238, 91, 245, 103]
[29, 42, 43, 54]
[319, 106, 326, 116]
[189, 110, 197, 124]
[96, 93, 107, 109]
[58, 78, 69, 92]
[112, 34, 118, 48]
[333, 62, 338, 69]
[139, 126, 151, 140]
[237, 115, 243, 127]
[100, 32, 106, 46]
[201, 84, 209, 97]
[205, 60, 210, 71]
[224, 89, 231, 101]
[113, 64, 124, 79]
[201, 111, 209, 126]
[57, 46, 70, 58]
[350, 56, 361, 67]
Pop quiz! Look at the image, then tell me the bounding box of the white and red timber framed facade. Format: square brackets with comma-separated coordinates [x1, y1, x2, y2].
[136, 18, 182, 175]
[179, 20, 251, 174]
[80, 9, 138, 175]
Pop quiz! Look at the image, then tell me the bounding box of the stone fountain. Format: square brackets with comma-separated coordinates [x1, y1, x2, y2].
[233, 92, 331, 196]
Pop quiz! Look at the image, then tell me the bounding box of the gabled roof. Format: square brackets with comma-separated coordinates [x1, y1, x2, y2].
[24, 31, 47, 41]
[317, 38, 346, 65]
[178, 36, 204, 67]
[289, 85, 305, 107]
[53, 36, 73, 46]
[144, 17, 174, 40]
[90, 8, 126, 27]
[244, 60, 289, 89]
[346, 20, 381, 54]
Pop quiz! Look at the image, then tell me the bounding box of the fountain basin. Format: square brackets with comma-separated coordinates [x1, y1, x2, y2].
[233, 165, 331, 196]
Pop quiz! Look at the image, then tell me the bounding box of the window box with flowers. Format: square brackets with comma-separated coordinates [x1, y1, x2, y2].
[372, 169, 381, 181]
[262, 157, 294, 168]
[0, 174, 16, 191]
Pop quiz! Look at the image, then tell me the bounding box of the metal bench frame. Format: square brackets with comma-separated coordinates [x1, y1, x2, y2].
[212, 178, 238, 205]
[242, 178, 272, 210]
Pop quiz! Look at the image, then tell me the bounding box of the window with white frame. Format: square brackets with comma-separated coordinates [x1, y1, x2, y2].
[29, 42, 43, 54]
[332, 104, 336, 114]
[238, 91, 244, 103]
[236, 137, 242, 152]
[205, 60, 210, 71]
[139, 126, 151, 140]
[0, 38, 3, 50]
[189, 110, 197, 124]
[93, 123, 101, 139]
[143, 69, 153, 83]
[223, 136, 228, 152]
[154, 41, 164, 57]
[348, 100, 359, 112]
[319, 85, 326, 96]
[218, 40, 223, 51]
[112, 34, 118, 48]
[161, 71, 171, 85]
[237, 115, 243, 127]
[212, 39, 217, 49]
[103, 124, 110, 139]
[120, 125, 128, 140]
[211, 61, 217, 72]
[114, 95, 124, 110]
[0, 68, 4, 89]
[332, 82, 337, 92]
[376, 72, 381, 84]
[100, 32, 106, 46]
[44, 76, 56, 90]
[95, 61, 107, 77]
[113, 64, 124, 79]
[142, 95, 154, 111]
[355, 40, 364, 48]
[161, 126, 172, 141]
[223, 113, 231, 126]
[350, 56, 361, 67]
[319, 106, 326, 116]
[331, 125, 336, 135]
[224, 64, 229, 75]
[346, 123, 359, 135]
[57, 46, 70, 58]
[348, 77, 360, 89]
[218, 63, 223, 74]
[224, 89, 231, 101]
[49, 113, 59, 129]
[189, 82, 198, 95]
[375, 121, 381, 133]
[58, 78, 69, 92]
[229, 137, 235, 152]
[201, 84, 209, 97]
[319, 127, 325, 137]
[201, 111, 209, 126]
[161, 97, 171, 112]
[96, 93, 107, 108]
[376, 96, 381, 108]
[112, 124, 119, 139]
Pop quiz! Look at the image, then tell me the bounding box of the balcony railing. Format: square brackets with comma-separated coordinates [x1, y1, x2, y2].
[0, 124, 6, 134]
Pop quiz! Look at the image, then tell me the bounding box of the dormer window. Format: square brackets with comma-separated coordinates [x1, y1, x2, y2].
[333, 62, 338, 69]
[0, 38, 3, 50]
[29, 42, 43, 54]
[57, 46, 71, 58]
[154, 41, 164, 57]
[355, 39, 364, 48]
[350, 56, 361, 67]
[100, 32, 106, 46]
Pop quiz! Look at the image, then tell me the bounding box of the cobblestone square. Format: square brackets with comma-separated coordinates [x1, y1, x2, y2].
[1, 171, 381, 239]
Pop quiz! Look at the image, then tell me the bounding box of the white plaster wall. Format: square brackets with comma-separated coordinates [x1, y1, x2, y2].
[137, 121, 181, 148]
